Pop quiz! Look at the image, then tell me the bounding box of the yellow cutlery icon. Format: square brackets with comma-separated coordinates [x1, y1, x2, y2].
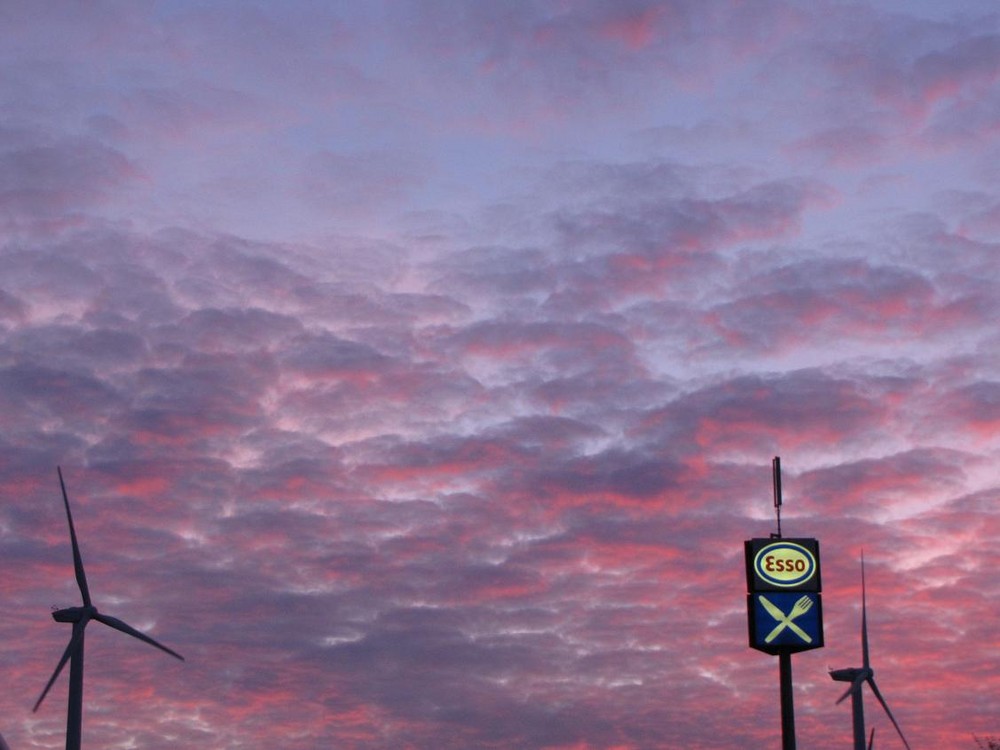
[759, 594, 814, 644]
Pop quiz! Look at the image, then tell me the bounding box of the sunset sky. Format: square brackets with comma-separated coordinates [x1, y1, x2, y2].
[1, 1, 999, 748]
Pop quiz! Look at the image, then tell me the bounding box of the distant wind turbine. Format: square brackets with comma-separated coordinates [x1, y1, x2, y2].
[829, 556, 911, 750]
[34, 467, 184, 750]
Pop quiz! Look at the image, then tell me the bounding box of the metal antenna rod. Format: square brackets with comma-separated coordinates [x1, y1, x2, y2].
[772, 456, 783, 539]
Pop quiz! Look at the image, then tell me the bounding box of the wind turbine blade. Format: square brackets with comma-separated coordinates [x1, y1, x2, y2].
[33, 628, 84, 712]
[57, 467, 91, 608]
[868, 727, 875, 750]
[867, 678, 911, 750]
[861, 553, 870, 669]
[0, 730, 10, 750]
[94, 613, 185, 661]
[836, 674, 866, 705]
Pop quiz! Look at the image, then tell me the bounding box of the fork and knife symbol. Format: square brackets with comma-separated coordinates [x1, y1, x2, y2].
[759, 594, 814, 643]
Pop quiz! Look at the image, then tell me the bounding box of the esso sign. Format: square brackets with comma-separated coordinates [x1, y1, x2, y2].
[753, 542, 817, 588]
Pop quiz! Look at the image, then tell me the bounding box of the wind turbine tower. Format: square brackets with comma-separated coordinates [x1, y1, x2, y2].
[829, 556, 911, 750]
[34, 468, 184, 750]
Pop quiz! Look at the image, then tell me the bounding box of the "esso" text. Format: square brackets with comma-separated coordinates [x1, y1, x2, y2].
[763, 556, 808, 573]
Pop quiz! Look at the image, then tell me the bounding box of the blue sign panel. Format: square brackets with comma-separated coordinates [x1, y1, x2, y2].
[748, 591, 823, 654]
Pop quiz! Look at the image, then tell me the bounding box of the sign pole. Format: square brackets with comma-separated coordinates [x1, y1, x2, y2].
[779, 652, 795, 750]
[745, 458, 822, 750]
[773, 457, 795, 750]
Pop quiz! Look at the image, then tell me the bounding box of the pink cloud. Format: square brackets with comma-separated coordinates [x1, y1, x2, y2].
[598, 6, 662, 51]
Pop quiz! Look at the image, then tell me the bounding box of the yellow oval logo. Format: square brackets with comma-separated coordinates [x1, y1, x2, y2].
[754, 542, 816, 587]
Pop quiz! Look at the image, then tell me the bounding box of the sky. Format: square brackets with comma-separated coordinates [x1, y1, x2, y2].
[1, 1, 999, 748]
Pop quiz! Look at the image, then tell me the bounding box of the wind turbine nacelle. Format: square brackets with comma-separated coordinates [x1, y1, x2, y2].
[52, 606, 95, 623]
[830, 667, 867, 682]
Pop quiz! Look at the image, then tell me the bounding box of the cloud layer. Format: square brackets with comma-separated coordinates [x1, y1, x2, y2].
[1, 2, 999, 749]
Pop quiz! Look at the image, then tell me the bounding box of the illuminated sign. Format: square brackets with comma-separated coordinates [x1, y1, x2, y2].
[745, 537, 823, 655]
[745, 538, 821, 593]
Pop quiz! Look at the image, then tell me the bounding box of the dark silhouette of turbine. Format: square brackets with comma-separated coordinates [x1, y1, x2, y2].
[830, 556, 910, 750]
[34, 468, 184, 750]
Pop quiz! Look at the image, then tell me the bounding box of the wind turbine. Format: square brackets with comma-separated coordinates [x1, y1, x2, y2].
[34, 467, 184, 750]
[829, 556, 911, 750]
